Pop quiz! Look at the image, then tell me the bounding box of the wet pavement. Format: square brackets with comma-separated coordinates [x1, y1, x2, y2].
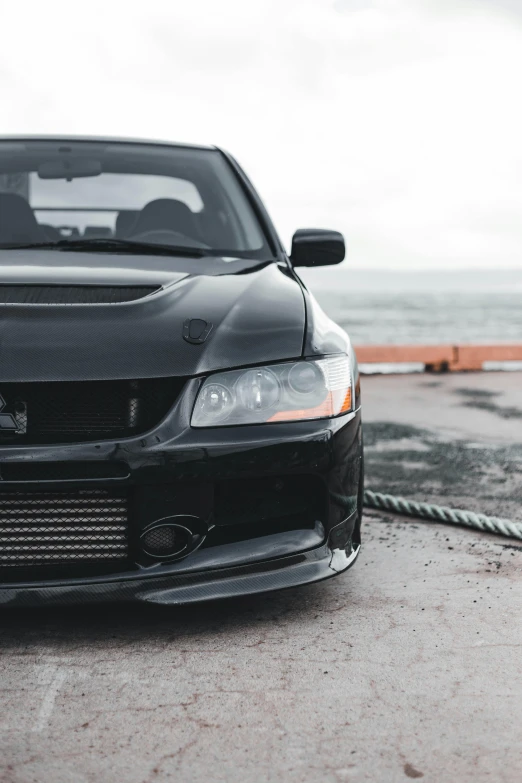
[1, 372, 521, 783]
[363, 371, 522, 521]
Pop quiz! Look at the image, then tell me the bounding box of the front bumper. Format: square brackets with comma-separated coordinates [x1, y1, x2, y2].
[0, 539, 361, 607]
[0, 382, 363, 606]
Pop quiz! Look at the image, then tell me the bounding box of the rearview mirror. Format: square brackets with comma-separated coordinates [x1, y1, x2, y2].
[38, 158, 102, 181]
[290, 229, 345, 267]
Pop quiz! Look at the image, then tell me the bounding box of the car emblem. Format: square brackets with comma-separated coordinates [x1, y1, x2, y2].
[0, 394, 19, 431]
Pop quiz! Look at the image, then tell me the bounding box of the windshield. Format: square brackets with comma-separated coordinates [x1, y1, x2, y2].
[0, 140, 270, 259]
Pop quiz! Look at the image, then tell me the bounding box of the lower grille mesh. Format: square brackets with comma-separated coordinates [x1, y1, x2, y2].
[0, 489, 129, 567]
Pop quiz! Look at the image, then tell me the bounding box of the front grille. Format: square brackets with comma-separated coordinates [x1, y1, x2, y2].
[0, 285, 159, 305]
[0, 489, 129, 567]
[0, 378, 184, 444]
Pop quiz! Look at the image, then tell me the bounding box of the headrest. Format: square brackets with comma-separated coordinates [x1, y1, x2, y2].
[0, 193, 45, 244]
[130, 199, 199, 239]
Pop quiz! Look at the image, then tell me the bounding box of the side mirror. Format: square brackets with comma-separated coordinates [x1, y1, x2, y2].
[290, 229, 345, 267]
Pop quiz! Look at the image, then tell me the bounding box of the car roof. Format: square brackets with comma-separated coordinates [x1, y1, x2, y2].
[0, 135, 217, 151]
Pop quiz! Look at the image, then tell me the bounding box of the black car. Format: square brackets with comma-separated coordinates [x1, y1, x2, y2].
[0, 136, 363, 606]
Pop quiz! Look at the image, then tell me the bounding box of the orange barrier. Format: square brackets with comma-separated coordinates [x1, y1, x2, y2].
[453, 345, 522, 371]
[354, 344, 522, 372]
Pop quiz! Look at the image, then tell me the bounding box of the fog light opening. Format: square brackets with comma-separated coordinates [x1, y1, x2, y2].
[140, 522, 192, 560]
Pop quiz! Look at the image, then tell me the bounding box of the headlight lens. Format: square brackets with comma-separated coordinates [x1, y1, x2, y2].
[236, 368, 280, 411]
[191, 355, 353, 428]
[197, 383, 234, 423]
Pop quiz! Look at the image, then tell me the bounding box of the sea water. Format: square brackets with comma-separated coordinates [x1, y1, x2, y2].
[300, 268, 522, 345]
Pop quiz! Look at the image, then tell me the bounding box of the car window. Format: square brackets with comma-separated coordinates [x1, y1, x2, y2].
[30, 173, 204, 240]
[0, 141, 270, 258]
[32, 173, 205, 212]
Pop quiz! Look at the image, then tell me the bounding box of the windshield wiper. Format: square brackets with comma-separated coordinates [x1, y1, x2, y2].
[0, 238, 207, 258]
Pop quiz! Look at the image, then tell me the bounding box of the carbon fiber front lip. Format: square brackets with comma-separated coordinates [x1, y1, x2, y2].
[0, 542, 360, 607]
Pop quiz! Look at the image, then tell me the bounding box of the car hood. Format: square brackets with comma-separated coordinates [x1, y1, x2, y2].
[0, 252, 306, 382]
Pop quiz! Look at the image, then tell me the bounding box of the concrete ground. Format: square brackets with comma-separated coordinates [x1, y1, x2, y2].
[1, 372, 521, 783]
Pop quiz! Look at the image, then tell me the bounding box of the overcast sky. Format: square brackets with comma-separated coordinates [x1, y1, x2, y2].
[2, 0, 522, 269]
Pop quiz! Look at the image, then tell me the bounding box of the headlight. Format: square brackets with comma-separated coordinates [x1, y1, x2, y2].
[191, 355, 353, 427]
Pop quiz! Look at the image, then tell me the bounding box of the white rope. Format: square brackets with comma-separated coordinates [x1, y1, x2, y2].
[364, 490, 522, 541]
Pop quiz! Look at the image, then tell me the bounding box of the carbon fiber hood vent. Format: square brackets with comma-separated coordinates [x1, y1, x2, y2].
[0, 285, 159, 304]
